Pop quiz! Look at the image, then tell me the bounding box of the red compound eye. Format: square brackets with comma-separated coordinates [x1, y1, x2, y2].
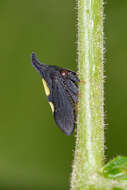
[60, 70, 68, 77]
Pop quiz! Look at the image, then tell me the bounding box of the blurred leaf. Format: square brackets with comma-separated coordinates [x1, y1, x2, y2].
[103, 156, 127, 181]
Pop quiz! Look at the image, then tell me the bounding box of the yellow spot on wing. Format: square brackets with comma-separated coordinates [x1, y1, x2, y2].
[49, 102, 54, 112]
[42, 79, 50, 96]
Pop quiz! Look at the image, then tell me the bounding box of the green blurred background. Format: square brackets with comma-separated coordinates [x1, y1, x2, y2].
[0, 0, 127, 189]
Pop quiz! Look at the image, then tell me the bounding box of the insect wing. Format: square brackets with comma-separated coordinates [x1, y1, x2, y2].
[66, 79, 78, 95]
[65, 79, 79, 103]
[52, 79, 75, 136]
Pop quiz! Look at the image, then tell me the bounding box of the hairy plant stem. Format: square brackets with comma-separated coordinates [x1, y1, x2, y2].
[71, 0, 104, 189]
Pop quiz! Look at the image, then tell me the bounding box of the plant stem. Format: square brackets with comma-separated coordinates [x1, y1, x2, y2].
[71, 0, 104, 189]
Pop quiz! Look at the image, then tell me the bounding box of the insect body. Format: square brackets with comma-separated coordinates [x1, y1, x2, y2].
[31, 53, 79, 135]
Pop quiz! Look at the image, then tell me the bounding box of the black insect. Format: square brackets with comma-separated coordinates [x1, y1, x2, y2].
[31, 53, 79, 135]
